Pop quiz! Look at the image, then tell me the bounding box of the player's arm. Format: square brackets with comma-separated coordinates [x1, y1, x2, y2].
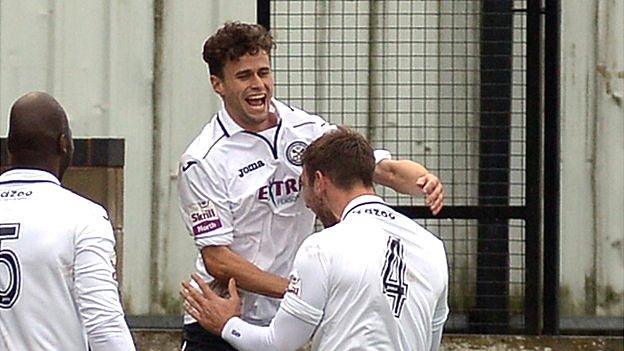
[202, 246, 288, 298]
[430, 276, 449, 351]
[373, 156, 444, 215]
[74, 210, 136, 351]
[178, 157, 287, 298]
[315, 122, 444, 214]
[182, 239, 329, 351]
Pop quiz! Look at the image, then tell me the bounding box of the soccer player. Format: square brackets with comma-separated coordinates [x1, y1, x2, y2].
[177, 21, 444, 350]
[182, 127, 449, 351]
[0, 92, 136, 351]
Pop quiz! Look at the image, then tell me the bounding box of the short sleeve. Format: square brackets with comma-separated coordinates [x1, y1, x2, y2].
[177, 156, 234, 248]
[373, 149, 392, 164]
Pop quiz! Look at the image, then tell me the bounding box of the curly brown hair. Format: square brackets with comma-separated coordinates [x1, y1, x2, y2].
[303, 126, 376, 190]
[202, 21, 275, 78]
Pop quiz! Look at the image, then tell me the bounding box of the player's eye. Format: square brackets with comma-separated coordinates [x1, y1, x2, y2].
[236, 72, 252, 80]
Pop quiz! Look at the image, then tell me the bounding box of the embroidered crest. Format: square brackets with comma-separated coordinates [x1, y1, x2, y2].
[286, 141, 307, 166]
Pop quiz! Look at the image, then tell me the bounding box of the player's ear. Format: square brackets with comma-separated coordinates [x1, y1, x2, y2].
[314, 170, 325, 193]
[57, 133, 69, 155]
[210, 75, 224, 97]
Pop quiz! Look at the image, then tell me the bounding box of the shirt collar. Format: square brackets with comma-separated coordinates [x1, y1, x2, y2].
[0, 168, 61, 185]
[340, 194, 386, 221]
[217, 98, 282, 137]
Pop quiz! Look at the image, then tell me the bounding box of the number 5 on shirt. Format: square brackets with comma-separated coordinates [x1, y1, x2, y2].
[0, 223, 21, 308]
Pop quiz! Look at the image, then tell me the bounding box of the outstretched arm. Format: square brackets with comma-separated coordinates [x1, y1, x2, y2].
[182, 275, 319, 351]
[373, 159, 444, 215]
[182, 239, 329, 351]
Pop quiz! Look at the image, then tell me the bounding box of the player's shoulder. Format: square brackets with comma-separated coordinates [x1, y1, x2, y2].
[302, 219, 363, 251]
[273, 99, 328, 128]
[56, 186, 109, 218]
[399, 216, 447, 254]
[180, 113, 228, 161]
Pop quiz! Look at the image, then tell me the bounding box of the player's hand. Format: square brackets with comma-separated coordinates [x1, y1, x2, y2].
[416, 173, 444, 215]
[180, 274, 241, 335]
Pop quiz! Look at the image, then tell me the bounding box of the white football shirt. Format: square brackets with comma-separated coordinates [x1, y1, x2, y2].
[222, 194, 449, 351]
[178, 99, 391, 326]
[0, 169, 135, 351]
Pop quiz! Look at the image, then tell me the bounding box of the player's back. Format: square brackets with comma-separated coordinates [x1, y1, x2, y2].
[309, 195, 449, 351]
[0, 169, 117, 350]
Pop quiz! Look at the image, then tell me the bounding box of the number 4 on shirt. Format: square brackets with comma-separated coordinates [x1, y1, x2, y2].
[382, 237, 409, 318]
[0, 223, 21, 308]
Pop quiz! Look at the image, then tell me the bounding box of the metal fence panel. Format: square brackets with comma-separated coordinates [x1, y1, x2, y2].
[265, 0, 538, 333]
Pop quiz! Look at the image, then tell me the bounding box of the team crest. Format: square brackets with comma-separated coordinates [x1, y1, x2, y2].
[286, 141, 307, 166]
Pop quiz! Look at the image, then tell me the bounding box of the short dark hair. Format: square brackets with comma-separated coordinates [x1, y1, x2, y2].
[202, 21, 275, 78]
[303, 126, 375, 189]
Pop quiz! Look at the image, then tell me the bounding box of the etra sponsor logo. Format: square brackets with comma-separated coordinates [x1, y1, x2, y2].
[187, 201, 223, 236]
[257, 177, 301, 205]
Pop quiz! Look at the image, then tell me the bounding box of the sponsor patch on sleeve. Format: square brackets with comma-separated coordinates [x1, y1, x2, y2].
[187, 201, 223, 236]
[286, 270, 302, 297]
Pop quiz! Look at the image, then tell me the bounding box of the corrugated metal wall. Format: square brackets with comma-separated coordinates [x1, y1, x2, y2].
[0, 0, 255, 315]
[1, 0, 622, 320]
[560, 0, 624, 318]
[0, 0, 156, 313]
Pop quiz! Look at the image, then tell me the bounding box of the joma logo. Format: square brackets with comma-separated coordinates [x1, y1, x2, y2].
[238, 160, 265, 178]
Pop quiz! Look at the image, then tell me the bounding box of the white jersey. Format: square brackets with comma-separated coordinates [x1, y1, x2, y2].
[177, 99, 329, 325]
[178, 99, 390, 325]
[0, 169, 135, 351]
[222, 194, 449, 351]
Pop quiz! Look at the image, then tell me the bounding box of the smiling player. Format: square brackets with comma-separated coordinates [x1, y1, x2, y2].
[177, 21, 444, 350]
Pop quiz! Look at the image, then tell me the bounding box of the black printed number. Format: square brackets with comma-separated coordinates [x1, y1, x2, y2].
[382, 237, 408, 318]
[0, 223, 21, 308]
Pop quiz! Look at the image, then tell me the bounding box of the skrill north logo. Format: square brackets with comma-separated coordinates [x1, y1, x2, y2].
[192, 219, 222, 236]
[188, 201, 223, 236]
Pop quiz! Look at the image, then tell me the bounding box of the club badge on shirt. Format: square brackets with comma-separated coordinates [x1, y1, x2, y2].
[188, 201, 222, 236]
[286, 141, 307, 166]
[286, 270, 302, 297]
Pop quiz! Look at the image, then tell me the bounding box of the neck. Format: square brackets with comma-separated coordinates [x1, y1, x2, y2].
[225, 105, 278, 133]
[327, 184, 376, 220]
[9, 155, 60, 179]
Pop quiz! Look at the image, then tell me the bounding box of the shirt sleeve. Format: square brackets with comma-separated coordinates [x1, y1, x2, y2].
[221, 237, 330, 350]
[430, 283, 449, 351]
[177, 156, 234, 248]
[373, 149, 392, 164]
[74, 208, 135, 351]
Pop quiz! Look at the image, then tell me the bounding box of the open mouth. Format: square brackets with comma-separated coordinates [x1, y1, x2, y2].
[245, 93, 267, 109]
